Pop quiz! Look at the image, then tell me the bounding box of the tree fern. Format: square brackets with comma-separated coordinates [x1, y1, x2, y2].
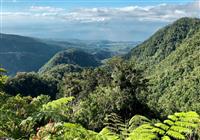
[128, 115, 151, 131]
[103, 113, 151, 139]
[127, 124, 159, 140]
[42, 96, 74, 111]
[97, 127, 121, 140]
[30, 97, 74, 123]
[104, 113, 126, 134]
[127, 111, 200, 140]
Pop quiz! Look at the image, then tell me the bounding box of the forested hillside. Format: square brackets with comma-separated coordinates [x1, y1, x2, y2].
[0, 34, 64, 75]
[126, 17, 200, 118]
[39, 49, 101, 73]
[126, 17, 200, 68]
[0, 17, 200, 140]
[0, 34, 137, 75]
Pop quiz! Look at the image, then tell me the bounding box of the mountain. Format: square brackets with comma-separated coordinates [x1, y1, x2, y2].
[0, 33, 65, 75]
[0, 33, 137, 75]
[126, 17, 200, 117]
[126, 17, 200, 68]
[47, 40, 139, 60]
[39, 49, 101, 73]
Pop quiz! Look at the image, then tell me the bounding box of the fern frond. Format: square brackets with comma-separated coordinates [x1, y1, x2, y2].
[127, 124, 159, 140]
[175, 112, 199, 118]
[161, 136, 170, 140]
[163, 120, 174, 126]
[170, 126, 192, 134]
[127, 111, 200, 140]
[98, 127, 121, 140]
[152, 127, 165, 135]
[175, 121, 198, 128]
[167, 115, 178, 121]
[128, 115, 151, 131]
[154, 123, 169, 131]
[42, 97, 74, 110]
[166, 130, 185, 139]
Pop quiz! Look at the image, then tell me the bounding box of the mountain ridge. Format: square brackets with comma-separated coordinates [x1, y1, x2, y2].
[126, 17, 200, 69]
[125, 17, 200, 117]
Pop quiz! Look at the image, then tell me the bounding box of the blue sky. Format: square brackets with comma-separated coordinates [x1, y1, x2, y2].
[3, 0, 195, 11]
[1, 0, 199, 41]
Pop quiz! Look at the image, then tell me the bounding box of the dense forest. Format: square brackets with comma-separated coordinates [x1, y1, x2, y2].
[0, 17, 199, 140]
[0, 34, 137, 75]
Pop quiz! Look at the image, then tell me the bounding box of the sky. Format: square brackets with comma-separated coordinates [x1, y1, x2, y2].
[1, 0, 200, 41]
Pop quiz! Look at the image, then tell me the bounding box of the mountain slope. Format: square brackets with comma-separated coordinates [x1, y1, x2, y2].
[126, 17, 200, 68]
[126, 17, 200, 117]
[0, 33, 64, 75]
[39, 49, 101, 73]
[0, 33, 137, 75]
[147, 28, 200, 116]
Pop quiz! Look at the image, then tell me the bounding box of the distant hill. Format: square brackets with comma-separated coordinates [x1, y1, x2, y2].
[0, 33, 65, 75]
[39, 49, 101, 73]
[126, 17, 200, 117]
[0, 33, 137, 75]
[47, 40, 139, 60]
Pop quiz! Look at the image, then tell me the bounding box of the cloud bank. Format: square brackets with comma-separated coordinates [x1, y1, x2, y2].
[1, 1, 200, 41]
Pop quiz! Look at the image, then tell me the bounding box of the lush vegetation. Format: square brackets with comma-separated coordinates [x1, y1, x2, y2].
[0, 33, 64, 75]
[0, 34, 137, 75]
[126, 17, 200, 117]
[0, 17, 200, 140]
[39, 49, 101, 73]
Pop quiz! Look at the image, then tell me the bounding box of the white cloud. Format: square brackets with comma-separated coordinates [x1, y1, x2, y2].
[30, 6, 65, 13]
[3, 2, 199, 23]
[2, 1, 199, 41]
[30, 2, 199, 22]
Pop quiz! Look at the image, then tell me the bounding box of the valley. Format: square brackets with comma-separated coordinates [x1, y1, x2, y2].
[0, 17, 199, 140]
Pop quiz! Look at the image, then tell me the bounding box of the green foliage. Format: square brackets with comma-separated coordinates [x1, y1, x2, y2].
[128, 115, 151, 131]
[74, 86, 122, 130]
[0, 94, 50, 139]
[127, 124, 159, 140]
[0, 33, 64, 75]
[126, 17, 200, 68]
[0, 67, 7, 74]
[40, 97, 74, 122]
[104, 113, 126, 134]
[1, 18, 200, 140]
[4, 72, 58, 99]
[32, 122, 121, 140]
[147, 28, 200, 117]
[128, 111, 200, 140]
[0, 33, 137, 75]
[71, 61, 149, 130]
[125, 17, 200, 117]
[0, 67, 7, 90]
[31, 122, 98, 140]
[39, 49, 101, 73]
[103, 113, 152, 139]
[98, 127, 121, 140]
[58, 67, 111, 98]
[42, 96, 74, 110]
[39, 64, 82, 81]
[0, 95, 75, 139]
